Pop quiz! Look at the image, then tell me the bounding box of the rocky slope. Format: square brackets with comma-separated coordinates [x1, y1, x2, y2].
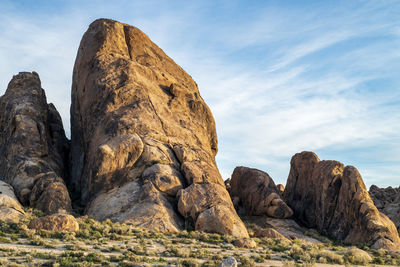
[283, 151, 400, 250]
[370, 185, 400, 234]
[70, 19, 248, 238]
[0, 72, 71, 214]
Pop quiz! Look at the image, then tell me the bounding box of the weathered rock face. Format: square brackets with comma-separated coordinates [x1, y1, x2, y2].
[369, 185, 400, 234]
[0, 72, 71, 214]
[70, 19, 248, 237]
[283, 151, 400, 250]
[0, 181, 25, 223]
[229, 167, 293, 219]
[28, 213, 79, 232]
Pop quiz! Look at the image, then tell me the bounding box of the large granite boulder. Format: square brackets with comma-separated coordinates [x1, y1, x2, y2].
[283, 151, 400, 250]
[0, 72, 71, 214]
[229, 167, 293, 219]
[70, 19, 248, 237]
[0, 181, 25, 222]
[369, 185, 400, 234]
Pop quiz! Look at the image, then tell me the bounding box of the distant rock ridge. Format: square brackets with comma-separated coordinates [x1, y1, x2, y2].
[69, 19, 249, 238]
[369, 185, 400, 234]
[283, 151, 400, 250]
[0, 72, 72, 214]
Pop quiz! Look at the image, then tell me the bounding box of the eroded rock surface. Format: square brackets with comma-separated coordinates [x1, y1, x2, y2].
[283, 151, 400, 250]
[369, 185, 400, 234]
[0, 181, 25, 222]
[71, 19, 248, 237]
[229, 167, 293, 219]
[0, 72, 71, 214]
[29, 213, 79, 232]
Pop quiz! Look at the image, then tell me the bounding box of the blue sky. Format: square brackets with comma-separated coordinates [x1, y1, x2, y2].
[1, 0, 399, 187]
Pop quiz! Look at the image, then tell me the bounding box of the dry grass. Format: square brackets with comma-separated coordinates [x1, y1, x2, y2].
[0, 210, 399, 266]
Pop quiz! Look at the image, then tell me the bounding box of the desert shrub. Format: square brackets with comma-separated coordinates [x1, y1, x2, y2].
[238, 255, 255, 267]
[344, 247, 372, 265]
[289, 244, 305, 260]
[181, 258, 199, 267]
[267, 238, 292, 252]
[282, 260, 296, 267]
[0, 236, 11, 243]
[317, 249, 343, 264]
[251, 254, 265, 263]
[32, 251, 55, 260]
[166, 246, 190, 258]
[189, 248, 211, 259]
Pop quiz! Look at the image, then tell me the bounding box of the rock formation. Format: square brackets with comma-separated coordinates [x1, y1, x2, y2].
[29, 213, 79, 232]
[70, 19, 248, 238]
[229, 167, 293, 219]
[369, 185, 400, 234]
[283, 151, 400, 250]
[0, 181, 25, 222]
[0, 72, 71, 214]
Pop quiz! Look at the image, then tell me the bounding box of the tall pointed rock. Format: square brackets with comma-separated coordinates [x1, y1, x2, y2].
[70, 19, 248, 237]
[0, 72, 71, 214]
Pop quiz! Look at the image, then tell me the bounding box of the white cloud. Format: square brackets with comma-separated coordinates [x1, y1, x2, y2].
[0, 0, 399, 188]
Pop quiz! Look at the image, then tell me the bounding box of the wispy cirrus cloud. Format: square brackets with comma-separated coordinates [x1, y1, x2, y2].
[0, 0, 399, 187]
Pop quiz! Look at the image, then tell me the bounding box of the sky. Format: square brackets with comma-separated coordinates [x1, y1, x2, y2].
[0, 0, 399, 188]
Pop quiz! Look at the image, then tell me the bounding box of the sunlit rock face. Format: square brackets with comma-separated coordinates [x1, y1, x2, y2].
[70, 19, 249, 238]
[284, 151, 400, 250]
[0, 181, 25, 222]
[0, 72, 71, 214]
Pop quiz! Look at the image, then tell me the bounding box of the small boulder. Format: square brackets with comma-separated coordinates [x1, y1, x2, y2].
[0, 181, 25, 223]
[28, 213, 79, 232]
[219, 257, 237, 267]
[229, 166, 293, 219]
